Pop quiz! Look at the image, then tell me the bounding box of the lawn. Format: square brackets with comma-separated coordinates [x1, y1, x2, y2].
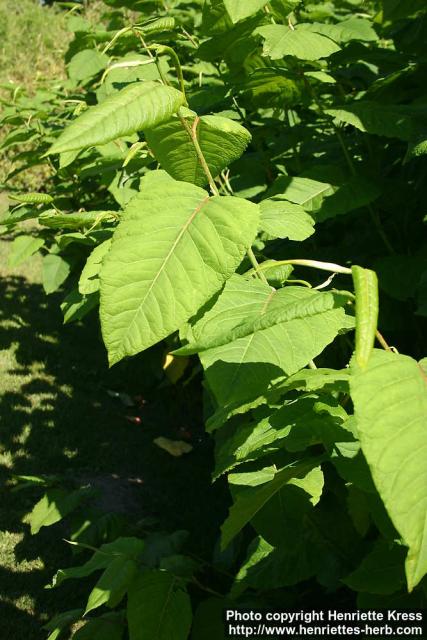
[0, 4, 225, 636]
[0, 226, 224, 638]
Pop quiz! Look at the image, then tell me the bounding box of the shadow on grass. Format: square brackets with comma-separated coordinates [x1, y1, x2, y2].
[0, 273, 228, 638]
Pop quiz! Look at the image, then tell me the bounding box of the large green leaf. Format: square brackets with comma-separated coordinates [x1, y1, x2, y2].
[127, 570, 192, 640]
[313, 176, 381, 222]
[145, 114, 251, 187]
[301, 19, 378, 43]
[327, 102, 425, 141]
[350, 350, 427, 591]
[8, 235, 44, 268]
[79, 239, 112, 295]
[191, 597, 228, 640]
[44, 609, 83, 640]
[382, 0, 427, 20]
[343, 539, 406, 595]
[29, 488, 88, 535]
[100, 172, 259, 364]
[176, 285, 348, 355]
[48, 82, 185, 154]
[61, 289, 99, 324]
[231, 535, 316, 595]
[42, 254, 71, 294]
[182, 275, 349, 413]
[271, 174, 381, 220]
[259, 199, 315, 240]
[214, 396, 346, 478]
[224, 0, 266, 23]
[85, 557, 137, 614]
[256, 24, 341, 60]
[51, 538, 145, 589]
[270, 175, 334, 210]
[251, 466, 324, 546]
[68, 49, 109, 82]
[73, 612, 124, 640]
[221, 459, 320, 549]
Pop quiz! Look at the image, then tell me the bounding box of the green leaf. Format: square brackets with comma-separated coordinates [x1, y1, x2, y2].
[68, 49, 109, 82]
[73, 612, 124, 640]
[51, 537, 145, 589]
[231, 535, 315, 594]
[350, 350, 427, 591]
[99, 172, 259, 365]
[242, 68, 304, 108]
[352, 266, 379, 368]
[214, 396, 345, 476]
[42, 254, 71, 294]
[224, 0, 267, 23]
[127, 570, 192, 640]
[407, 135, 427, 160]
[313, 176, 381, 222]
[229, 466, 277, 487]
[343, 539, 406, 595]
[48, 82, 185, 154]
[271, 175, 334, 210]
[145, 114, 251, 187]
[259, 199, 315, 240]
[301, 19, 378, 43]
[8, 235, 44, 268]
[250, 466, 325, 546]
[256, 24, 341, 60]
[221, 459, 321, 549]
[9, 192, 53, 204]
[29, 488, 88, 535]
[61, 289, 99, 324]
[44, 609, 83, 640]
[39, 210, 115, 230]
[176, 285, 348, 355]
[382, 0, 427, 20]
[326, 102, 423, 141]
[79, 239, 112, 295]
[85, 557, 137, 614]
[192, 597, 227, 640]
[182, 275, 349, 412]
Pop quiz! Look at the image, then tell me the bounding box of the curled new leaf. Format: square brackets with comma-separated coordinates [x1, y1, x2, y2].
[352, 265, 378, 368]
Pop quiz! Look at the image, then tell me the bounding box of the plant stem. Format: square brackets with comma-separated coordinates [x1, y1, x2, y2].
[375, 329, 392, 352]
[247, 247, 270, 285]
[178, 115, 269, 285]
[255, 259, 352, 275]
[180, 115, 219, 195]
[150, 45, 188, 103]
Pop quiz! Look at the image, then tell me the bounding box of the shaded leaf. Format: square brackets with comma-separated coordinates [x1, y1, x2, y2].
[42, 254, 71, 294]
[256, 24, 341, 60]
[8, 236, 44, 268]
[85, 557, 137, 614]
[350, 350, 427, 591]
[127, 570, 192, 640]
[343, 539, 406, 595]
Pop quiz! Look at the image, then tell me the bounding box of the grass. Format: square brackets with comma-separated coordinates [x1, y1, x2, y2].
[0, 227, 226, 638]
[0, 4, 226, 636]
[0, 0, 70, 92]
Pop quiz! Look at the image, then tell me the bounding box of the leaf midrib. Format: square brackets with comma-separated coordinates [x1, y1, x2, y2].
[119, 194, 211, 353]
